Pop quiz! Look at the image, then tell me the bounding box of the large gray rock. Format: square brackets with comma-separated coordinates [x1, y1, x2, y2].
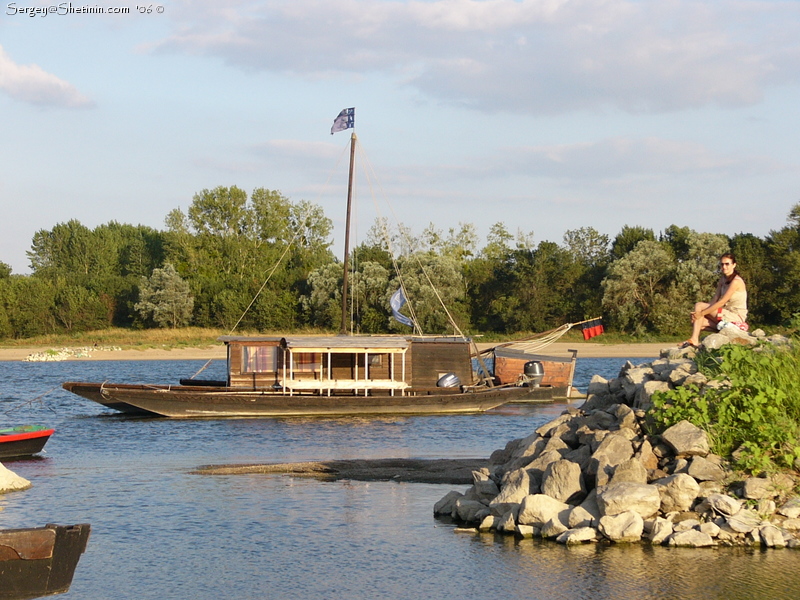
[454, 498, 486, 523]
[496, 510, 517, 533]
[634, 380, 671, 410]
[556, 527, 599, 545]
[0, 463, 31, 494]
[541, 459, 586, 504]
[490, 468, 530, 514]
[518, 494, 570, 527]
[541, 515, 570, 538]
[434, 490, 463, 516]
[471, 471, 501, 502]
[655, 473, 700, 513]
[635, 439, 660, 472]
[648, 517, 673, 545]
[704, 493, 743, 517]
[661, 420, 710, 457]
[599, 511, 644, 542]
[727, 508, 762, 534]
[687, 456, 726, 482]
[596, 482, 661, 518]
[588, 434, 634, 486]
[759, 524, 786, 548]
[568, 490, 601, 528]
[610, 457, 648, 485]
[742, 477, 773, 500]
[667, 530, 715, 547]
[778, 498, 800, 519]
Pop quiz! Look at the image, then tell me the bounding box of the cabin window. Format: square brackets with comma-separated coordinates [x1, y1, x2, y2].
[292, 352, 321, 373]
[242, 346, 279, 373]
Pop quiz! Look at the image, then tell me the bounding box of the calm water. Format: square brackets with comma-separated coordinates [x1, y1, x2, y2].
[1, 357, 799, 600]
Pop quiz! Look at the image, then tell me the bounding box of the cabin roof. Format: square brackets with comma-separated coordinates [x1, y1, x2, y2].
[281, 336, 409, 352]
[217, 335, 283, 343]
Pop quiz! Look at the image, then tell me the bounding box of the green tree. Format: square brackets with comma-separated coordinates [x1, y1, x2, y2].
[602, 240, 679, 334]
[610, 225, 656, 260]
[135, 264, 194, 329]
[765, 202, 800, 325]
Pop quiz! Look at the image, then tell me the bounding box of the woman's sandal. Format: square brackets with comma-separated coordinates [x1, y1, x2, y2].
[678, 340, 698, 349]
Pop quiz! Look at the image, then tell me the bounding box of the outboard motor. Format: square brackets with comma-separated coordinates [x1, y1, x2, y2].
[522, 360, 544, 387]
[436, 373, 461, 388]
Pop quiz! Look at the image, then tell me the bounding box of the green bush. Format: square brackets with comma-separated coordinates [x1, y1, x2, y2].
[649, 343, 800, 474]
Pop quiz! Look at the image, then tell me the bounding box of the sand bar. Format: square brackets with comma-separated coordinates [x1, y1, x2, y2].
[0, 341, 667, 362]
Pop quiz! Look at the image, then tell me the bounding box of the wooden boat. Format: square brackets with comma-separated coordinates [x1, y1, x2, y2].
[62, 335, 563, 418]
[0, 426, 54, 460]
[0, 523, 90, 599]
[61, 125, 577, 418]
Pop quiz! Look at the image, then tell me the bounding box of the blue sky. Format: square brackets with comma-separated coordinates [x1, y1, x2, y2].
[1, 0, 799, 274]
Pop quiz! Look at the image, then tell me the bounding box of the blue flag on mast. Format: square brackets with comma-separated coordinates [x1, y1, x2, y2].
[390, 288, 414, 328]
[331, 107, 355, 135]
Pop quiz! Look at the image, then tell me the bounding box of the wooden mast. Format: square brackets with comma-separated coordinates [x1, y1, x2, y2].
[339, 132, 357, 335]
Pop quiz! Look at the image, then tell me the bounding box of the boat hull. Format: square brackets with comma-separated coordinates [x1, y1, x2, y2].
[0, 427, 54, 460]
[62, 381, 552, 418]
[0, 523, 90, 600]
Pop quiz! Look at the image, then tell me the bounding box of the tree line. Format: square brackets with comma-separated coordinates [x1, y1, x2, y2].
[1, 185, 798, 339]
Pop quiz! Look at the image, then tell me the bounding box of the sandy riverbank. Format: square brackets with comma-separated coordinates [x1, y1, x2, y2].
[0, 341, 667, 362]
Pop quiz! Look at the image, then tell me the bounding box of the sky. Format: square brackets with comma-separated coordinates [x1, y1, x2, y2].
[1, 0, 799, 274]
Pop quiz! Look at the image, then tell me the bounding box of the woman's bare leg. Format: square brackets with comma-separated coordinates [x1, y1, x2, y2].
[689, 302, 714, 345]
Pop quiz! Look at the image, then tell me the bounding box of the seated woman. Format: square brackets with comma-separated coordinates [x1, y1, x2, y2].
[681, 252, 748, 348]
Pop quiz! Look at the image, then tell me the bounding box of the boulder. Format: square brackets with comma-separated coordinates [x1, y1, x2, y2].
[478, 515, 499, 532]
[454, 498, 486, 523]
[568, 490, 601, 528]
[490, 468, 530, 514]
[758, 524, 786, 548]
[599, 511, 644, 542]
[515, 524, 536, 538]
[648, 517, 673, 545]
[556, 527, 599, 545]
[778, 497, 800, 519]
[541, 515, 570, 538]
[727, 508, 762, 534]
[636, 439, 660, 472]
[667, 530, 715, 547]
[496, 510, 517, 533]
[434, 490, 463, 516]
[698, 521, 721, 537]
[471, 471, 501, 502]
[0, 463, 31, 494]
[596, 482, 661, 519]
[655, 473, 700, 513]
[687, 456, 726, 482]
[518, 494, 570, 527]
[742, 477, 773, 500]
[634, 380, 671, 410]
[541, 459, 586, 504]
[588, 433, 634, 486]
[661, 421, 710, 457]
[703, 493, 743, 517]
[609, 458, 648, 485]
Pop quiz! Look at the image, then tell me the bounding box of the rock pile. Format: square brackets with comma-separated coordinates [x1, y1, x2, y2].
[23, 346, 122, 362]
[435, 335, 800, 549]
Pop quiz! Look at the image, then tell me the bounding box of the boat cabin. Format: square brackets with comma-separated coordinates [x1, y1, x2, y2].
[218, 335, 474, 395]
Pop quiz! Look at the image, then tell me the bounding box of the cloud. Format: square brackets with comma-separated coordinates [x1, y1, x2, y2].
[0, 45, 94, 108]
[151, 0, 800, 115]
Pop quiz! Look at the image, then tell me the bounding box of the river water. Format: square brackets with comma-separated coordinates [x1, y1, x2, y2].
[1, 357, 798, 600]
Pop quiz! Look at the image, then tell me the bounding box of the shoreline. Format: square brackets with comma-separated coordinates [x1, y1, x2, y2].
[0, 341, 667, 362]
